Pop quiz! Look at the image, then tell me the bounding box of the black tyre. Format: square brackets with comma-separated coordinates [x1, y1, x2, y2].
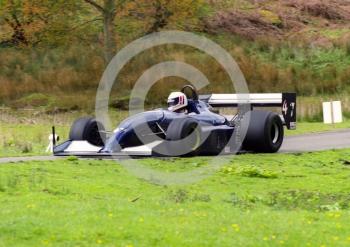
[165, 117, 202, 156]
[242, 111, 284, 153]
[69, 117, 105, 146]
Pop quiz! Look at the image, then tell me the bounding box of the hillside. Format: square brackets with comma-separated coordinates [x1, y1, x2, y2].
[0, 0, 349, 119]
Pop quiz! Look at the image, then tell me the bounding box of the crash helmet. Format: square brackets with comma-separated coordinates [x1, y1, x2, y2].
[167, 92, 188, 112]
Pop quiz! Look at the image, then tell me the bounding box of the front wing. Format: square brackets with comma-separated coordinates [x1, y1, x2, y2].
[53, 126, 235, 158]
[53, 140, 163, 157]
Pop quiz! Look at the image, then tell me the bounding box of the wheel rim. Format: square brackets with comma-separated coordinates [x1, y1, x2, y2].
[191, 127, 201, 151]
[88, 123, 103, 146]
[271, 122, 280, 144]
[186, 124, 201, 152]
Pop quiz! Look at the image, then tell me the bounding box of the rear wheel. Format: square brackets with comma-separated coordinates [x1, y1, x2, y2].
[69, 117, 105, 146]
[242, 110, 284, 153]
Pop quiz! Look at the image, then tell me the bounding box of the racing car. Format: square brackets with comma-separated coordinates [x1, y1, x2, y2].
[53, 85, 296, 157]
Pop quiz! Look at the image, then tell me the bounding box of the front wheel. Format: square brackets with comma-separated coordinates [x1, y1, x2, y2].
[242, 111, 284, 153]
[69, 117, 105, 146]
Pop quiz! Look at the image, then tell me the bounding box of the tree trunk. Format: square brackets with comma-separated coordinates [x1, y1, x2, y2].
[103, 0, 116, 64]
[147, 0, 172, 34]
[84, 0, 117, 64]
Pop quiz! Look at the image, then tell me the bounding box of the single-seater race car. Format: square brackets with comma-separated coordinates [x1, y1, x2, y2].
[53, 85, 296, 157]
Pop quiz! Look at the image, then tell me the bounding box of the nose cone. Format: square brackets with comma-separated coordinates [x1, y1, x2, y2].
[101, 110, 165, 153]
[118, 110, 165, 130]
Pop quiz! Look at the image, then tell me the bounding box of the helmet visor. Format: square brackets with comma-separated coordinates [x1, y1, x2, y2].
[167, 97, 180, 108]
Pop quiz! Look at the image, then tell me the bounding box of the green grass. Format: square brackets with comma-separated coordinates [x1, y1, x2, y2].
[1, 150, 350, 246]
[0, 110, 128, 157]
[286, 120, 350, 136]
[0, 123, 69, 157]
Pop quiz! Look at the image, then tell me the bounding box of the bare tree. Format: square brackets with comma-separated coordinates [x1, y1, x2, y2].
[3, 12, 28, 46]
[84, 0, 123, 64]
[146, 0, 172, 34]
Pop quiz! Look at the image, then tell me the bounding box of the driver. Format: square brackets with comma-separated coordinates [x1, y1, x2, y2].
[167, 92, 188, 113]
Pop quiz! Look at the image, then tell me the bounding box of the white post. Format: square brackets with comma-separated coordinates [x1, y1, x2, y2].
[323, 101, 342, 124]
[323, 102, 332, 124]
[332, 101, 343, 123]
[46, 134, 59, 153]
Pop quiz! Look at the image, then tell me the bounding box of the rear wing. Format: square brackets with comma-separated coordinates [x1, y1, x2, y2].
[199, 93, 296, 130]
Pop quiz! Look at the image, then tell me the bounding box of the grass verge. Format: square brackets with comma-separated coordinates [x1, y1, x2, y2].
[286, 120, 350, 136]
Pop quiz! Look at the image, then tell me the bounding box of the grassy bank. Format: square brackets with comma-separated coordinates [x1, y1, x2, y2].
[1, 41, 350, 110]
[1, 149, 350, 246]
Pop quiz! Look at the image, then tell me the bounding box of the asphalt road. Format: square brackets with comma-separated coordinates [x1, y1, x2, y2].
[0, 129, 349, 163]
[280, 129, 350, 153]
[0, 156, 60, 164]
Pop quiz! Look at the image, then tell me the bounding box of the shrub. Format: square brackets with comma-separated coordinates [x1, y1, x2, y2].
[221, 165, 278, 179]
[18, 142, 33, 153]
[168, 189, 189, 203]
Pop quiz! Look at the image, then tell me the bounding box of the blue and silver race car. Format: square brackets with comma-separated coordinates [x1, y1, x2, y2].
[54, 85, 296, 157]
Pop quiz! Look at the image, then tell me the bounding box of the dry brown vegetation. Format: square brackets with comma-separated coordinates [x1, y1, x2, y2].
[0, 47, 104, 107]
[288, 0, 350, 20]
[205, 11, 283, 40]
[206, 0, 350, 40]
